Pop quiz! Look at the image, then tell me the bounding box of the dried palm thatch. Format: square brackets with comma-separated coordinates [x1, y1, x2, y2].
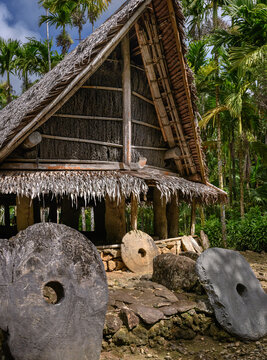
[0, 170, 227, 205]
[0, 0, 206, 182]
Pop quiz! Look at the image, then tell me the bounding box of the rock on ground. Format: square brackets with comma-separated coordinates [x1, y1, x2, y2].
[152, 253, 199, 291]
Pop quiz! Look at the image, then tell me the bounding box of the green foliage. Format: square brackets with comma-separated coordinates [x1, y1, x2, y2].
[199, 207, 267, 252]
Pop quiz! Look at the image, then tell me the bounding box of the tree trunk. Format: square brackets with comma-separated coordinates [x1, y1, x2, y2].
[239, 141, 245, 218]
[166, 194, 179, 238]
[213, 0, 227, 247]
[153, 188, 167, 239]
[190, 200, 196, 236]
[79, 29, 82, 42]
[7, 71, 11, 103]
[81, 207, 86, 231]
[200, 205, 205, 227]
[46, 8, 51, 71]
[131, 194, 138, 230]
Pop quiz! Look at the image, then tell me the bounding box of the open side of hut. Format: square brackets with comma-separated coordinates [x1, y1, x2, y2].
[0, 0, 227, 244]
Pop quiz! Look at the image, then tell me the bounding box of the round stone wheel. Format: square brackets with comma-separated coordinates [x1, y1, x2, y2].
[0, 223, 108, 360]
[121, 230, 159, 273]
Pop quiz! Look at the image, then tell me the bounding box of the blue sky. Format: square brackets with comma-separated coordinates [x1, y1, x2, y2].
[0, 0, 123, 93]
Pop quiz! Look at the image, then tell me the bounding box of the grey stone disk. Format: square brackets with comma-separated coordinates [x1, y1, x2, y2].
[121, 230, 159, 273]
[196, 248, 267, 340]
[0, 223, 108, 360]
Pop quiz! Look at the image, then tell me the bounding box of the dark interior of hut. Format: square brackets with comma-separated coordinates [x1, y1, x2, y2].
[0, 191, 157, 246]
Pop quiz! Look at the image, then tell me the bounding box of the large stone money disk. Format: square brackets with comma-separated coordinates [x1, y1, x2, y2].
[196, 248, 267, 340]
[0, 223, 108, 360]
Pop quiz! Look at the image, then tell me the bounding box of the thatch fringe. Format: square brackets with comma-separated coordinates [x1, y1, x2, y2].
[0, 170, 227, 205]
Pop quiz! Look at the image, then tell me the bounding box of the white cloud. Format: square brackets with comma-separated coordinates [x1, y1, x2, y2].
[0, 3, 40, 42]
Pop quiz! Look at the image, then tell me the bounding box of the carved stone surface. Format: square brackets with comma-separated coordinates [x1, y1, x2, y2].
[121, 230, 159, 273]
[196, 248, 267, 340]
[0, 223, 108, 360]
[152, 253, 198, 291]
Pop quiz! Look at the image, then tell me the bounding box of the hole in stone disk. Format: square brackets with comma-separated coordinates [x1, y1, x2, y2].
[236, 283, 247, 297]
[138, 248, 147, 258]
[43, 281, 64, 304]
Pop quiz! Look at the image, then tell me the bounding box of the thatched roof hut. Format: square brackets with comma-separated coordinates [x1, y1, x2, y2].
[0, 0, 226, 243]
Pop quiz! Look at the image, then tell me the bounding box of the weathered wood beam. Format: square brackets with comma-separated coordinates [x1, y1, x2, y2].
[105, 196, 126, 244]
[0, 160, 149, 171]
[22, 132, 42, 149]
[54, 113, 160, 131]
[16, 196, 34, 231]
[166, 193, 179, 238]
[41, 134, 123, 148]
[122, 33, 132, 165]
[164, 146, 181, 160]
[153, 188, 168, 239]
[131, 194, 138, 230]
[81, 86, 154, 105]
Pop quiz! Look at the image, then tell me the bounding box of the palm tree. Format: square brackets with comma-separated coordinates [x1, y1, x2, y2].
[39, 0, 52, 71]
[0, 38, 20, 103]
[71, 3, 86, 42]
[200, 72, 258, 218]
[181, 0, 207, 40]
[15, 41, 39, 91]
[82, 0, 111, 32]
[39, 1, 75, 55]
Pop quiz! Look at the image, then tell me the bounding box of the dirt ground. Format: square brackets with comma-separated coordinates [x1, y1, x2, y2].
[100, 250, 267, 360]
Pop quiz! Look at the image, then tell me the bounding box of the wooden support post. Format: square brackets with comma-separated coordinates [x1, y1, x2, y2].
[16, 196, 34, 231]
[122, 33, 131, 165]
[94, 199, 106, 238]
[190, 199, 196, 236]
[153, 188, 168, 239]
[105, 196, 126, 244]
[131, 194, 138, 230]
[61, 196, 80, 230]
[166, 193, 179, 238]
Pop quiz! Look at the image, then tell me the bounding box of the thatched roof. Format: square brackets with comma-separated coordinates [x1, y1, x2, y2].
[0, 170, 227, 205]
[0, 0, 206, 179]
[0, 0, 227, 204]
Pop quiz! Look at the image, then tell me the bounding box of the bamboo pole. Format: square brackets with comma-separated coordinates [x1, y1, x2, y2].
[122, 33, 132, 165]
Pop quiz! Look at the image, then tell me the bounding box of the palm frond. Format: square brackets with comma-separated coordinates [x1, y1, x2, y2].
[200, 106, 228, 128]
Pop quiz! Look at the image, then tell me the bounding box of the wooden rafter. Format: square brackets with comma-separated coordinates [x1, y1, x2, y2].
[166, 0, 206, 183]
[135, 10, 197, 176]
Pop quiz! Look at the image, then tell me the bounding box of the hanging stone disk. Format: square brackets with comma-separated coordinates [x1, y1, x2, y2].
[0, 223, 108, 360]
[196, 248, 267, 340]
[121, 230, 159, 273]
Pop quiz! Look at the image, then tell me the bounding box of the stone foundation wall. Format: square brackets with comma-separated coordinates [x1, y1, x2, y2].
[98, 236, 201, 272]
